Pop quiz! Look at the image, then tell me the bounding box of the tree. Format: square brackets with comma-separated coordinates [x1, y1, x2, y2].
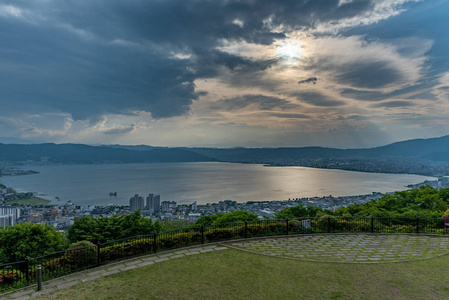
[67, 211, 160, 244]
[194, 214, 222, 226]
[331, 186, 449, 218]
[212, 211, 259, 224]
[0, 223, 67, 263]
[160, 218, 190, 232]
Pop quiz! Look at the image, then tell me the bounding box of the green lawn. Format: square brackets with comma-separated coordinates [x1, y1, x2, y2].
[35, 249, 449, 300]
[6, 197, 50, 206]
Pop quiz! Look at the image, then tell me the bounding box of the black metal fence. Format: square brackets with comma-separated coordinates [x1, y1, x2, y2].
[1, 216, 449, 293]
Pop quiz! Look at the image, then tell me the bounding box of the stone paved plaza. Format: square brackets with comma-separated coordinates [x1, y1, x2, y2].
[226, 234, 449, 263]
[3, 234, 449, 299]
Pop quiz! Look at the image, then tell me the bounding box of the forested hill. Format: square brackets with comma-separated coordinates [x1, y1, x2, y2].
[186, 135, 449, 162]
[0, 143, 212, 164]
[358, 135, 449, 160]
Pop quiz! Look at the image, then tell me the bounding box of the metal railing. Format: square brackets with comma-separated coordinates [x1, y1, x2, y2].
[1, 216, 449, 293]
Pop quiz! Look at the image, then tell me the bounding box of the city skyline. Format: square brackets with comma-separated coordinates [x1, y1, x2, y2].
[1, 1, 448, 148]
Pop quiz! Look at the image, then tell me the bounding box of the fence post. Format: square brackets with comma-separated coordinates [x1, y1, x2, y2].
[153, 233, 158, 254]
[201, 224, 205, 244]
[97, 242, 101, 267]
[327, 217, 331, 233]
[37, 265, 42, 291]
[371, 216, 374, 233]
[416, 216, 419, 234]
[286, 218, 289, 235]
[244, 220, 248, 238]
[24, 256, 29, 283]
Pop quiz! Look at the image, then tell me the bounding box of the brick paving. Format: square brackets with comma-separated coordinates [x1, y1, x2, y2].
[225, 234, 449, 263]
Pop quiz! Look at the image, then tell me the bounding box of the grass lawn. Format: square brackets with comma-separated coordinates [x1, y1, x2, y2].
[35, 248, 449, 300]
[6, 197, 50, 206]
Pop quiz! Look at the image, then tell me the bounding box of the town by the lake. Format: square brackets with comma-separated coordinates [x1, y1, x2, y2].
[2, 175, 449, 231]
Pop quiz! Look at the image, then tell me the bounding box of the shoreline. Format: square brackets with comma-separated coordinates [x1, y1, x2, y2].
[262, 163, 444, 178]
[262, 163, 440, 178]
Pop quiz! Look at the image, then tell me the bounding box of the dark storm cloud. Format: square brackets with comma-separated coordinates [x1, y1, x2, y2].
[193, 49, 278, 79]
[0, 0, 413, 120]
[334, 61, 403, 89]
[0, 13, 198, 120]
[371, 101, 416, 108]
[47, 0, 375, 46]
[212, 95, 299, 111]
[293, 92, 346, 107]
[298, 77, 318, 85]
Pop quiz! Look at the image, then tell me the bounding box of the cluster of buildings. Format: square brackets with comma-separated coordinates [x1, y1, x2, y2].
[22, 201, 76, 229]
[0, 202, 76, 229]
[0, 185, 387, 230]
[407, 176, 449, 190]
[291, 193, 383, 210]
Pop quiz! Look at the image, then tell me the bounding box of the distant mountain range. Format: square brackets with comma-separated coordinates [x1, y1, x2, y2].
[0, 143, 211, 164]
[0, 135, 448, 165]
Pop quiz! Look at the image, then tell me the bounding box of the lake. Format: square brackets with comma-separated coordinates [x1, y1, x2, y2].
[0, 162, 435, 206]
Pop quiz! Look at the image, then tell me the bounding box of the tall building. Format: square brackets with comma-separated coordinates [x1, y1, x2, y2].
[153, 195, 161, 212]
[146, 194, 153, 210]
[0, 207, 21, 220]
[129, 194, 144, 212]
[0, 214, 14, 228]
[146, 194, 161, 213]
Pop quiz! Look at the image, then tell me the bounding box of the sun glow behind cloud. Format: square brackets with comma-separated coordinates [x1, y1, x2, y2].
[0, 0, 447, 148]
[276, 39, 304, 60]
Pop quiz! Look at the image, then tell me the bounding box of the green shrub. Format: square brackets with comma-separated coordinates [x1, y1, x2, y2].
[101, 239, 152, 262]
[0, 269, 23, 285]
[205, 228, 236, 241]
[65, 241, 97, 269]
[41, 257, 70, 274]
[158, 232, 202, 250]
[245, 223, 285, 236]
[69, 240, 96, 248]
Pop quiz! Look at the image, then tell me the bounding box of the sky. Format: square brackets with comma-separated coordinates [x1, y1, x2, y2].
[0, 0, 448, 148]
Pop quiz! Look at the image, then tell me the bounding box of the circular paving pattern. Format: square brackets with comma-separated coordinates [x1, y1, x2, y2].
[226, 234, 449, 263]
